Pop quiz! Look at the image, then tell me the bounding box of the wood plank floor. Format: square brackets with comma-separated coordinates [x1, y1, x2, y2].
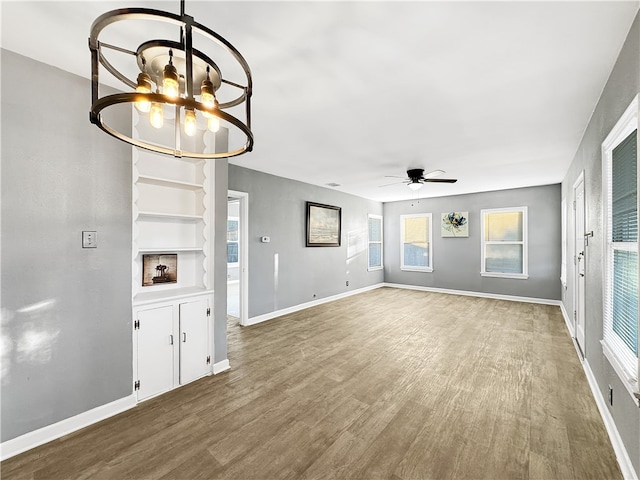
[2, 287, 622, 479]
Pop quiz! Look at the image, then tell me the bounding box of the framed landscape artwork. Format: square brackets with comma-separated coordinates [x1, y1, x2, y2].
[441, 212, 469, 237]
[306, 202, 341, 247]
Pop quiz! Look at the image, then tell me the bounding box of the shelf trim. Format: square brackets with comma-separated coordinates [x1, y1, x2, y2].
[138, 247, 204, 253]
[137, 175, 203, 191]
[133, 288, 214, 307]
[137, 211, 203, 221]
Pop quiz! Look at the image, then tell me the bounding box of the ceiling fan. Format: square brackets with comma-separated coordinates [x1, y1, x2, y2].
[380, 169, 458, 191]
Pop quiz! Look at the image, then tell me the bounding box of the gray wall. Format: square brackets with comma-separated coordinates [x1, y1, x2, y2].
[1, 50, 132, 442]
[228, 165, 384, 318]
[384, 184, 562, 301]
[561, 12, 639, 475]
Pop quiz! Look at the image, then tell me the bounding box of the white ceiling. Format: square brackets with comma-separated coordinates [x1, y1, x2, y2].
[2, 1, 638, 202]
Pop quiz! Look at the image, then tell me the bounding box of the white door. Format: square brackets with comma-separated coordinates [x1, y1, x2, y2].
[136, 305, 174, 400]
[179, 298, 209, 384]
[574, 175, 586, 356]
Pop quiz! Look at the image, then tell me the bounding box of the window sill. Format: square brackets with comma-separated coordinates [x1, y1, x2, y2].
[602, 340, 639, 406]
[481, 272, 528, 280]
[368, 266, 383, 272]
[401, 267, 433, 273]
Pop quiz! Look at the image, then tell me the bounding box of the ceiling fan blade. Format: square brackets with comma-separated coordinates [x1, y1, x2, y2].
[378, 180, 408, 188]
[424, 178, 457, 183]
[422, 169, 445, 179]
[383, 175, 407, 179]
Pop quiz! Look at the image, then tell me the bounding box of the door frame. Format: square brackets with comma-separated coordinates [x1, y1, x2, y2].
[573, 171, 586, 357]
[228, 190, 249, 326]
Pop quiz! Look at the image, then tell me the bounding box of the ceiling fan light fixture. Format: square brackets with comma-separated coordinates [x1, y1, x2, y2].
[88, 0, 253, 159]
[408, 181, 423, 191]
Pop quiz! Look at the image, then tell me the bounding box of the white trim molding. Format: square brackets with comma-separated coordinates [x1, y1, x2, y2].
[0, 394, 136, 461]
[383, 282, 561, 306]
[559, 301, 575, 337]
[213, 359, 231, 374]
[582, 360, 638, 480]
[245, 284, 384, 327]
[559, 295, 638, 479]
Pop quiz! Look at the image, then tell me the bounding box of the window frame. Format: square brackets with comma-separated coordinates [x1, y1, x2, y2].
[601, 94, 638, 399]
[480, 206, 528, 279]
[227, 216, 239, 266]
[400, 213, 433, 273]
[367, 214, 383, 271]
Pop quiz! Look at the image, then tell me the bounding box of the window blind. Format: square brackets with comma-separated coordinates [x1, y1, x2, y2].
[368, 216, 383, 269]
[604, 128, 638, 384]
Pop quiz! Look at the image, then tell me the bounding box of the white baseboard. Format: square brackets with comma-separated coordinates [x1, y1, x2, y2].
[382, 282, 561, 306]
[244, 283, 384, 327]
[213, 359, 230, 374]
[581, 360, 638, 480]
[559, 301, 575, 337]
[0, 394, 136, 462]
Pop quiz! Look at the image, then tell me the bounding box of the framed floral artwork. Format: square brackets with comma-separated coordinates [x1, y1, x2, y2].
[441, 212, 468, 237]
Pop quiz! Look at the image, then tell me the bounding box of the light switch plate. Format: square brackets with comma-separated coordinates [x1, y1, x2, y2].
[82, 231, 97, 248]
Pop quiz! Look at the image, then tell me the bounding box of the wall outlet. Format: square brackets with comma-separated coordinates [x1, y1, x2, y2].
[346, 281, 349, 286]
[82, 231, 97, 248]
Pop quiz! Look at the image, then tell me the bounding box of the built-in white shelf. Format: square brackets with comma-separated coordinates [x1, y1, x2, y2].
[137, 175, 203, 191]
[133, 287, 214, 307]
[137, 211, 203, 221]
[138, 246, 203, 253]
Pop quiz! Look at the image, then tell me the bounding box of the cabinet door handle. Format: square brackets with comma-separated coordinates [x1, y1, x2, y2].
[169, 334, 173, 345]
[182, 332, 187, 343]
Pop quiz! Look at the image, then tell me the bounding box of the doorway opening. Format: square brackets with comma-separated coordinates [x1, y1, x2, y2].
[227, 191, 249, 326]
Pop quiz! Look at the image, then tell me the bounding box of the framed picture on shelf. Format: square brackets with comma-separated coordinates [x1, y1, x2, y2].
[142, 254, 178, 286]
[441, 212, 469, 237]
[306, 202, 341, 247]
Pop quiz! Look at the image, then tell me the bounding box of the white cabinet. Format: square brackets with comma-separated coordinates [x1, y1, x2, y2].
[134, 295, 212, 401]
[179, 299, 210, 384]
[135, 305, 174, 400]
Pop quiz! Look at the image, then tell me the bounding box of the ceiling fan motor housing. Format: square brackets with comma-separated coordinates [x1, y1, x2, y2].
[407, 168, 425, 181]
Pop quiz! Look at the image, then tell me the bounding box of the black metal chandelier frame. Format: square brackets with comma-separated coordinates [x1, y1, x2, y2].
[89, 1, 253, 159]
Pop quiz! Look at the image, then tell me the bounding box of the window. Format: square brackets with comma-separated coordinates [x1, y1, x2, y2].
[400, 213, 432, 272]
[481, 207, 528, 279]
[603, 95, 638, 396]
[368, 214, 383, 271]
[227, 218, 239, 264]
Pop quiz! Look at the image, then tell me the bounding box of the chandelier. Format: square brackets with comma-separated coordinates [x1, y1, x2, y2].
[89, 0, 253, 159]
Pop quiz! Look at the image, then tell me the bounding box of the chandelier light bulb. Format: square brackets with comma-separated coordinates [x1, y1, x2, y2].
[201, 91, 215, 118]
[408, 182, 423, 191]
[184, 109, 197, 136]
[150, 102, 163, 129]
[162, 49, 180, 99]
[135, 72, 152, 113]
[208, 116, 220, 133]
[200, 66, 217, 118]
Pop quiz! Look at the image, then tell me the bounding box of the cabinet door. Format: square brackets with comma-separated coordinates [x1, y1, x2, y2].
[179, 298, 209, 385]
[136, 306, 174, 400]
